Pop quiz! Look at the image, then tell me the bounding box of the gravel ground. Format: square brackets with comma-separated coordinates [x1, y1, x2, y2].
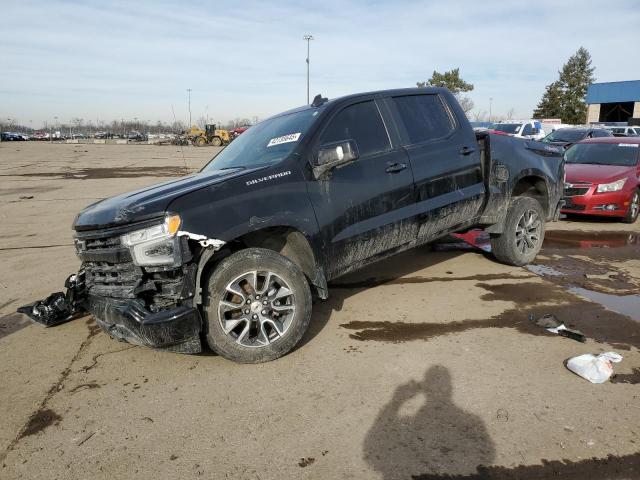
[1, 142, 638, 479]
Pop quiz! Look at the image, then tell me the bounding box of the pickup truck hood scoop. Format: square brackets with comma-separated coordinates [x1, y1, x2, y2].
[73, 166, 256, 231]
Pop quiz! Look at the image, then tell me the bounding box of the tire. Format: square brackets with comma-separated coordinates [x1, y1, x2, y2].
[194, 136, 207, 147]
[212, 136, 222, 147]
[622, 189, 639, 224]
[490, 196, 546, 267]
[202, 248, 312, 363]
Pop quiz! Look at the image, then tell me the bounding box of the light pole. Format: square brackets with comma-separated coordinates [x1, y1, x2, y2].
[187, 88, 192, 127]
[489, 97, 493, 123]
[303, 35, 314, 105]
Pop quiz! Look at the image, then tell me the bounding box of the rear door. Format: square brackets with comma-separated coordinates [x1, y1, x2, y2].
[306, 99, 416, 278]
[388, 93, 485, 240]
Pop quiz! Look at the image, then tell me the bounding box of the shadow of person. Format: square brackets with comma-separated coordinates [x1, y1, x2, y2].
[364, 365, 495, 479]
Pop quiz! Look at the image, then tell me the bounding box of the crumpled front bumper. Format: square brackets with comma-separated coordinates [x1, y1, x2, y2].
[88, 295, 202, 353]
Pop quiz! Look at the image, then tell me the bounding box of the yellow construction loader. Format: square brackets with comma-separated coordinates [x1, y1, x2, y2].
[188, 124, 232, 147]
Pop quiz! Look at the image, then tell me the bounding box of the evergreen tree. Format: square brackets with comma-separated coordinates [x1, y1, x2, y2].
[559, 47, 595, 124]
[533, 47, 595, 123]
[532, 81, 563, 119]
[417, 68, 474, 113]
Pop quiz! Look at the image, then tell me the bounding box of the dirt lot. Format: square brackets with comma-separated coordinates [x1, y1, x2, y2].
[1, 142, 639, 479]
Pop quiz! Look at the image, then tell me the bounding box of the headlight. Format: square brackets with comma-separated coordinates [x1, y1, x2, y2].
[121, 214, 182, 266]
[596, 178, 626, 193]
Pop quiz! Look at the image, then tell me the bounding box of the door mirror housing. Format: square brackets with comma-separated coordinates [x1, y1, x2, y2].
[312, 140, 359, 180]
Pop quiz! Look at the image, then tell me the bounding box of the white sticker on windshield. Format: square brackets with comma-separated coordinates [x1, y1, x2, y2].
[618, 143, 639, 148]
[267, 132, 301, 147]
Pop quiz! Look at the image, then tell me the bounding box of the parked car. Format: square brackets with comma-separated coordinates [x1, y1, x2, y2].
[24, 88, 564, 363]
[126, 131, 147, 141]
[541, 127, 612, 149]
[231, 126, 250, 139]
[1, 132, 26, 141]
[562, 137, 640, 223]
[608, 126, 640, 137]
[488, 120, 546, 140]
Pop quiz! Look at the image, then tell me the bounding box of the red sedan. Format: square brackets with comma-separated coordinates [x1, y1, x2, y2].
[562, 137, 640, 223]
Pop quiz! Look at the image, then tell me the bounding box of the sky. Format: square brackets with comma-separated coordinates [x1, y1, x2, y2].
[2, 0, 640, 128]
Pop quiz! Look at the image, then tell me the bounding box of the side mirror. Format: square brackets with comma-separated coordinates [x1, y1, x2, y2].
[312, 139, 359, 180]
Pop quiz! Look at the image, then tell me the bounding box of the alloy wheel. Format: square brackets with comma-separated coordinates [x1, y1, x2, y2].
[218, 270, 295, 347]
[514, 209, 542, 255]
[631, 192, 639, 220]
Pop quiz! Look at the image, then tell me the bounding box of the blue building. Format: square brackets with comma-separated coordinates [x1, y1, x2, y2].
[586, 80, 640, 124]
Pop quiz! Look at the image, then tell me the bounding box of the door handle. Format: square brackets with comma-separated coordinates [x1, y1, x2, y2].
[385, 162, 407, 173]
[459, 146, 475, 155]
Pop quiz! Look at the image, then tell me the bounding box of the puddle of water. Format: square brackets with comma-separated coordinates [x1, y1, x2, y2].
[544, 230, 640, 250]
[568, 287, 640, 322]
[447, 229, 640, 254]
[526, 264, 564, 277]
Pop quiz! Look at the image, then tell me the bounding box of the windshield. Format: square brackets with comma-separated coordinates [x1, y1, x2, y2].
[202, 109, 321, 171]
[565, 143, 640, 166]
[542, 129, 586, 143]
[490, 123, 521, 134]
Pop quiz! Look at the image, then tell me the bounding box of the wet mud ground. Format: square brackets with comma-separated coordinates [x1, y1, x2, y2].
[1, 143, 639, 479]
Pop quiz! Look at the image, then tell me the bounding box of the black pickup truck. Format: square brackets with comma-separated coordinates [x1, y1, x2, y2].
[20, 88, 564, 363]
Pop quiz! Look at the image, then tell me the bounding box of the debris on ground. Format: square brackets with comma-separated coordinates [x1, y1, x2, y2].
[531, 313, 586, 343]
[16, 272, 86, 327]
[566, 352, 623, 384]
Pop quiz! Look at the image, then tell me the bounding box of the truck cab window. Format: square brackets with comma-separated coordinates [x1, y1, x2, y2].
[319, 101, 390, 158]
[392, 94, 455, 144]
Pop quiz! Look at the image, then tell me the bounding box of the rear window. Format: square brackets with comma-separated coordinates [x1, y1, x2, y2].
[543, 129, 587, 143]
[490, 123, 522, 134]
[392, 94, 455, 144]
[565, 143, 640, 166]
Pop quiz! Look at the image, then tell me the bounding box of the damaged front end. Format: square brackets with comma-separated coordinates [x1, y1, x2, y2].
[20, 214, 223, 354]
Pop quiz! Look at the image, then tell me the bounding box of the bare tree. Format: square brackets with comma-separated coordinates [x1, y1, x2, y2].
[473, 110, 488, 122]
[505, 108, 515, 120]
[458, 97, 474, 114]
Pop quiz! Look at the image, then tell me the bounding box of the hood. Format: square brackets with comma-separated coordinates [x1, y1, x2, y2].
[73, 166, 258, 231]
[565, 163, 635, 185]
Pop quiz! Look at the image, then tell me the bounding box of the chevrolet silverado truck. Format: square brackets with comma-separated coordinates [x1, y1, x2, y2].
[20, 88, 564, 363]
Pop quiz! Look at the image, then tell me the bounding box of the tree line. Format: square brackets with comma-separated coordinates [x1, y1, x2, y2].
[0, 117, 258, 135]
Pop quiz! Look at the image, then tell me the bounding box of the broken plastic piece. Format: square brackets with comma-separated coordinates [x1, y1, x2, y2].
[177, 231, 226, 249]
[534, 314, 586, 343]
[566, 352, 623, 384]
[17, 272, 87, 327]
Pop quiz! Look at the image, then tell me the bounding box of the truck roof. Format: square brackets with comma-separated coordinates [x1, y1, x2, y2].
[272, 87, 449, 119]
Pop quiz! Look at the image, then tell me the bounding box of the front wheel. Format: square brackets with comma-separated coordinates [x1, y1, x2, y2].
[491, 196, 546, 266]
[211, 136, 222, 146]
[623, 189, 639, 224]
[203, 248, 312, 363]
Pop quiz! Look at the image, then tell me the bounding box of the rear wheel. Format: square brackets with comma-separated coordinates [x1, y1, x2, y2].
[212, 136, 222, 146]
[203, 248, 312, 363]
[623, 189, 639, 224]
[491, 196, 545, 266]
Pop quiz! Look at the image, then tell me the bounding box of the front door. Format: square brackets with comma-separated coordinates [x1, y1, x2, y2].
[306, 99, 416, 279]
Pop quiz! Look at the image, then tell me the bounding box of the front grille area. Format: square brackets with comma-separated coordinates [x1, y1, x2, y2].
[562, 202, 586, 211]
[564, 184, 590, 197]
[77, 231, 189, 312]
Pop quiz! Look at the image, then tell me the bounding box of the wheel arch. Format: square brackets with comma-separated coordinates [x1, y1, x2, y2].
[195, 226, 328, 304]
[510, 172, 550, 216]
